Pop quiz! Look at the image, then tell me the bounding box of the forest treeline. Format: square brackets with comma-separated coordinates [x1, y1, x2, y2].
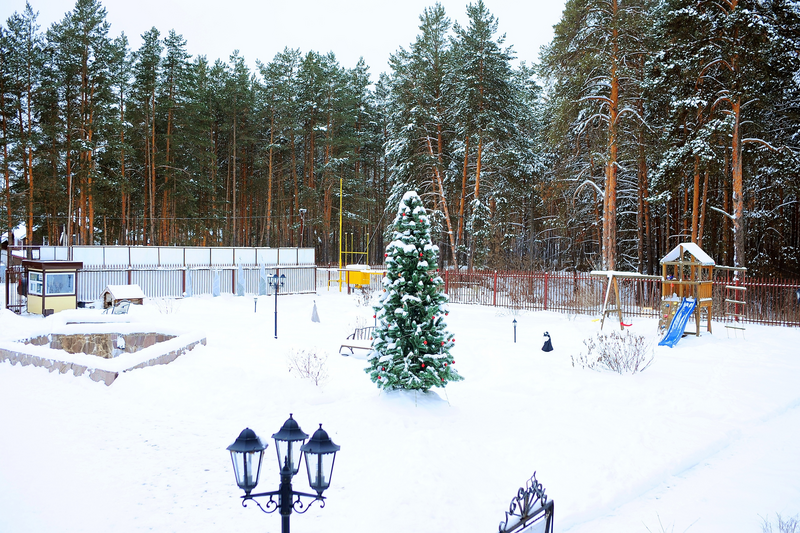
[1, 0, 799, 275]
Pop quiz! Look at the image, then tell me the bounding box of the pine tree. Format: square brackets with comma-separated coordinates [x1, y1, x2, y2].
[366, 190, 462, 392]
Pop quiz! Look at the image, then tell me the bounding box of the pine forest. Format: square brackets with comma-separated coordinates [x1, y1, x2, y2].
[1, 0, 799, 277]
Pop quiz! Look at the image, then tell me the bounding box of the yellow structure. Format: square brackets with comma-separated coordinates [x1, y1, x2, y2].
[660, 243, 715, 335]
[22, 260, 83, 316]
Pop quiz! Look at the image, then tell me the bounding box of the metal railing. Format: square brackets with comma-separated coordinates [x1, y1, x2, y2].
[439, 269, 799, 327]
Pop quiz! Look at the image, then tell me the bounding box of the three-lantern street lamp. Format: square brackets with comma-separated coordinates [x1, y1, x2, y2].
[269, 273, 286, 339]
[227, 414, 340, 533]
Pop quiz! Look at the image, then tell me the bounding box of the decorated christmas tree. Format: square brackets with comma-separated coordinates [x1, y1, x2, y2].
[366, 191, 463, 391]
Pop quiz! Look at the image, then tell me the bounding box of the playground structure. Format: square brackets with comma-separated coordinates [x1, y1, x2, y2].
[590, 270, 662, 330]
[659, 243, 715, 337]
[592, 243, 735, 346]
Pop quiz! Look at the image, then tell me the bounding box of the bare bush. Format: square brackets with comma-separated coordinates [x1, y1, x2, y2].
[287, 348, 329, 386]
[152, 298, 181, 314]
[571, 330, 654, 374]
[762, 514, 800, 533]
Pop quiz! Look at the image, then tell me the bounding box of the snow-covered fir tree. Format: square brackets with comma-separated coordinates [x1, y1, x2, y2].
[366, 191, 463, 391]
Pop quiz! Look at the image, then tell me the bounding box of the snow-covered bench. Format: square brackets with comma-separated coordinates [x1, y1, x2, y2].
[339, 326, 375, 356]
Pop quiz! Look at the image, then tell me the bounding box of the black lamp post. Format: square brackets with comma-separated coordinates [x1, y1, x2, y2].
[269, 273, 286, 339]
[227, 414, 340, 533]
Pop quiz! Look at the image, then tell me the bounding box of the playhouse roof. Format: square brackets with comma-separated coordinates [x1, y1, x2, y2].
[101, 284, 146, 300]
[661, 242, 715, 266]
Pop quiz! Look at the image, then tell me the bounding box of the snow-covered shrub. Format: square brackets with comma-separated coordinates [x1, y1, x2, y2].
[571, 330, 653, 374]
[762, 514, 800, 533]
[287, 348, 329, 386]
[153, 298, 181, 314]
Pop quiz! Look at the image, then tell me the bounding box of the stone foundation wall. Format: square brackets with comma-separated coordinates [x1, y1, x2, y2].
[24, 332, 177, 359]
[0, 337, 206, 386]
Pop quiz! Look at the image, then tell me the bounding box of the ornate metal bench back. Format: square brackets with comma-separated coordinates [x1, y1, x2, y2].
[350, 326, 375, 340]
[112, 300, 131, 315]
[499, 473, 554, 533]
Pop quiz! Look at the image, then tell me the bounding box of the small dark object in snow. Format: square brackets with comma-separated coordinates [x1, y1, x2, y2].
[542, 331, 553, 352]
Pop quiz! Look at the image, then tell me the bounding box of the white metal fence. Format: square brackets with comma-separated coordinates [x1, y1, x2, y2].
[21, 245, 315, 267]
[78, 265, 316, 302]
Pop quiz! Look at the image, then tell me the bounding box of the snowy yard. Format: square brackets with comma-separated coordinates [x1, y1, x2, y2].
[1, 288, 799, 532]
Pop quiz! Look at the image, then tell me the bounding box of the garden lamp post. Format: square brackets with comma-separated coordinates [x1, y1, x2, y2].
[227, 414, 340, 533]
[269, 273, 286, 339]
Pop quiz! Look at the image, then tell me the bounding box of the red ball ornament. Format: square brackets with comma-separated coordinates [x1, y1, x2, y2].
[402, 213, 406, 217]
[452, 360, 455, 364]
[419, 219, 423, 222]
[422, 363, 425, 368]
[378, 376, 382, 380]
[373, 315, 376, 318]
[441, 341, 445, 346]
[423, 340, 427, 345]
[381, 367, 385, 371]
[441, 378, 444, 382]
[384, 253, 388, 257]
[444, 362, 448, 366]
[419, 253, 423, 257]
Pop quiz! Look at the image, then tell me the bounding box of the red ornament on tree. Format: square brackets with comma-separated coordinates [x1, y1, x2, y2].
[441, 341, 445, 346]
[423, 340, 427, 345]
[381, 367, 385, 371]
[444, 362, 448, 366]
[452, 360, 455, 364]
[422, 363, 425, 368]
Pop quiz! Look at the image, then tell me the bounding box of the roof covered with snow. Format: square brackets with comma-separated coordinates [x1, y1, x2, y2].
[101, 284, 146, 299]
[661, 242, 715, 266]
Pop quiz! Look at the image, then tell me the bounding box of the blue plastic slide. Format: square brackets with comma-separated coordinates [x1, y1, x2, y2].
[658, 298, 697, 348]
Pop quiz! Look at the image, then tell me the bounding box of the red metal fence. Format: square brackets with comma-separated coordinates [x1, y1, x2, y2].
[442, 269, 800, 327]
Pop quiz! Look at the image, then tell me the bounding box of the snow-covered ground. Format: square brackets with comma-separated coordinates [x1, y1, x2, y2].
[1, 289, 798, 533]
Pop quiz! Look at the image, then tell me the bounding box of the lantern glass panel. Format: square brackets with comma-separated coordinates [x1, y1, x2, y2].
[230, 450, 263, 492]
[306, 452, 336, 492]
[275, 439, 302, 475]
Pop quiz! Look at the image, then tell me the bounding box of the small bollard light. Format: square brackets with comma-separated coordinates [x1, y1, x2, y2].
[254, 297, 258, 313]
[513, 318, 517, 343]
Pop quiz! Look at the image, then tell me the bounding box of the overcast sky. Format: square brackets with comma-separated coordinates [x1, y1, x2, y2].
[1, 0, 566, 79]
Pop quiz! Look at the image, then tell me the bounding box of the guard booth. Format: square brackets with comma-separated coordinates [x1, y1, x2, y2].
[21, 260, 83, 316]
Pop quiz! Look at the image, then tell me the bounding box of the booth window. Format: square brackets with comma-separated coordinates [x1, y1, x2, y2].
[46, 272, 75, 295]
[28, 271, 43, 295]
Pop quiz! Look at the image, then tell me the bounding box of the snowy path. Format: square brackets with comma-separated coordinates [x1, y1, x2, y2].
[568, 397, 800, 532]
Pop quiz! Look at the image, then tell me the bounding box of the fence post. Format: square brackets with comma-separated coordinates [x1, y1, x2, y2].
[544, 272, 549, 311]
[445, 269, 449, 294]
[127, 267, 132, 285]
[493, 270, 498, 306]
[182, 268, 186, 296]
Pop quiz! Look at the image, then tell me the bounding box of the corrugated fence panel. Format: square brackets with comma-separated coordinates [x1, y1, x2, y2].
[78, 269, 128, 301]
[131, 270, 184, 298]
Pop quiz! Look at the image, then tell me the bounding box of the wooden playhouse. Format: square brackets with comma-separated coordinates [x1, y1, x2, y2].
[660, 243, 715, 335]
